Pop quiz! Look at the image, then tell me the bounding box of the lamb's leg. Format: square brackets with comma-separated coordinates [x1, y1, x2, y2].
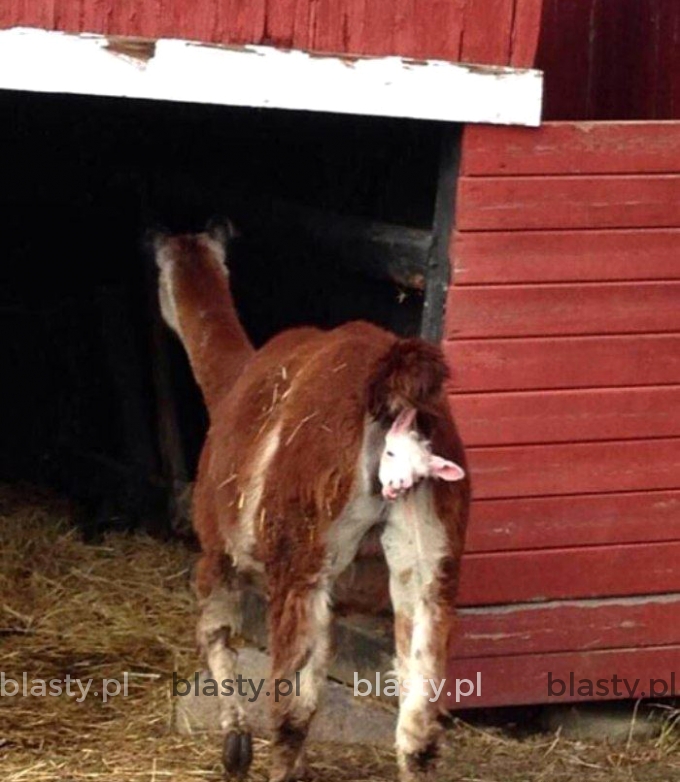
[381, 487, 456, 781]
[267, 573, 333, 782]
[196, 552, 252, 778]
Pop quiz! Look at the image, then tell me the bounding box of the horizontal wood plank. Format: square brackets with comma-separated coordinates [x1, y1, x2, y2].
[450, 386, 680, 446]
[454, 595, 680, 658]
[446, 644, 680, 708]
[444, 334, 680, 392]
[248, 199, 432, 290]
[0, 28, 543, 127]
[457, 176, 680, 231]
[467, 438, 680, 499]
[452, 229, 680, 285]
[461, 122, 680, 176]
[458, 540, 680, 605]
[466, 491, 680, 552]
[445, 281, 680, 338]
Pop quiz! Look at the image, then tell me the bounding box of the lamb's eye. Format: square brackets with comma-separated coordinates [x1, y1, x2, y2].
[386, 451, 395, 458]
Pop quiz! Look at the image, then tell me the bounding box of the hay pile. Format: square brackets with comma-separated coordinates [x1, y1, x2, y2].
[2, 484, 680, 781]
[0, 483, 219, 780]
[0, 485, 394, 781]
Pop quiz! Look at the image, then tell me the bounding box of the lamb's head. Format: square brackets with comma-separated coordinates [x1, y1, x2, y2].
[378, 408, 465, 501]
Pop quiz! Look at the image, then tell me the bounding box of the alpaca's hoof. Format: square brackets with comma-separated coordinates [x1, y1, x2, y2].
[398, 741, 440, 781]
[223, 730, 253, 778]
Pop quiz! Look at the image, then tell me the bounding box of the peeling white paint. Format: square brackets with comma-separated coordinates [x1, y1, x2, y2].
[0, 27, 543, 126]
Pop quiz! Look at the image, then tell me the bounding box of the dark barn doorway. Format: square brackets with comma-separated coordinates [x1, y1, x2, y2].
[0, 89, 453, 535]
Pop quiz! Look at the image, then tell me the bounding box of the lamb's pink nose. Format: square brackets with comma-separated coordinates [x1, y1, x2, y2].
[382, 485, 399, 500]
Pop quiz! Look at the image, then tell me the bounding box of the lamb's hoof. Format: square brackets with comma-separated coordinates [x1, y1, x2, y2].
[223, 730, 253, 778]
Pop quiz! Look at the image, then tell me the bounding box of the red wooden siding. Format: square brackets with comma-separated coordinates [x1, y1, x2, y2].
[447, 121, 680, 707]
[453, 230, 680, 285]
[456, 595, 680, 657]
[445, 646, 680, 709]
[446, 282, 680, 338]
[445, 334, 680, 393]
[468, 439, 680, 500]
[466, 491, 680, 553]
[0, 0, 543, 66]
[457, 176, 680, 231]
[458, 541, 680, 606]
[461, 123, 680, 177]
[536, 0, 680, 121]
[452, 387, 680, 447]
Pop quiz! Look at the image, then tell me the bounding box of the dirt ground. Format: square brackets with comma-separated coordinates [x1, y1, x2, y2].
[2, 485, 680, 782]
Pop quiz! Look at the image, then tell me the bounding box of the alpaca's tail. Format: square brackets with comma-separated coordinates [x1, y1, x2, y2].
[365, 338, 449, 422]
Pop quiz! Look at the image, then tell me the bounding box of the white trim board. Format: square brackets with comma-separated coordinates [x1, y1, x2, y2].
[0, 27, 543, 126]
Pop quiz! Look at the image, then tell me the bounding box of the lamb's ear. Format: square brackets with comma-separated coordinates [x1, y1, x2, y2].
[429, 455, 466, 482]
[390, 407, 417, 434]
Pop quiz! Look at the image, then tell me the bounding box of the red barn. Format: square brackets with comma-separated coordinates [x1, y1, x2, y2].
[448, 1, 680, 708]
[1, 0, 679, 711]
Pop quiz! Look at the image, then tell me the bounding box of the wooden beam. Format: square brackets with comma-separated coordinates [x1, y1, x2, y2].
[0, 27, 543, 126]
[242, 198, 434, 291]
[421, 125, 461, 341]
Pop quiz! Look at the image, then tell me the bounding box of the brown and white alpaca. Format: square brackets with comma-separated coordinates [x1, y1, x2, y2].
[154, 226, 470, 782]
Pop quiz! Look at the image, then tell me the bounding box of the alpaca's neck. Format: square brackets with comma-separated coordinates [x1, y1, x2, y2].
[159, 235, 254, 412]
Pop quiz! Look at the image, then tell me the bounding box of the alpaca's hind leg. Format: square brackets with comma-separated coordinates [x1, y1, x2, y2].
[267, 574, 333, 782]
[381, 487, 455, 781]
[196, 552, 252, 778]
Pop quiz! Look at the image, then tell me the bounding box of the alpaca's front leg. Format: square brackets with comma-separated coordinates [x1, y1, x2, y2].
[382, 487, 456, 780]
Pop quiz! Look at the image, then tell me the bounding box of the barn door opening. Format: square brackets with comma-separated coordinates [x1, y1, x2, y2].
[0, 87, 459, 533]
